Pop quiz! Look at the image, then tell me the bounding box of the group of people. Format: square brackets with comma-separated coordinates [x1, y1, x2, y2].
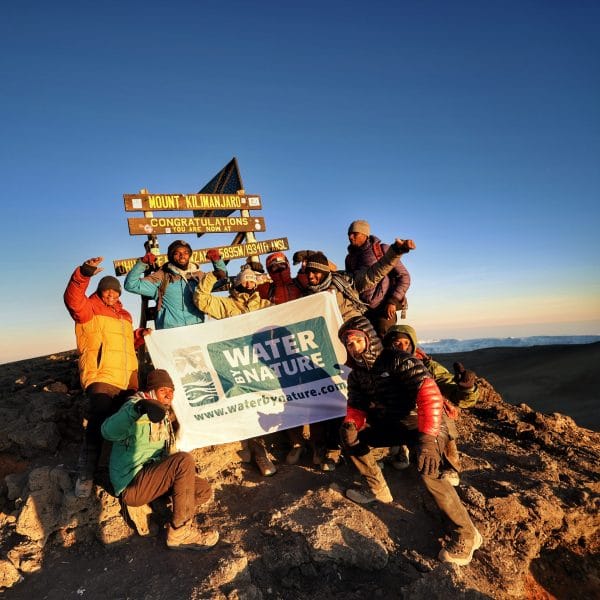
[64, 218, 482, 564]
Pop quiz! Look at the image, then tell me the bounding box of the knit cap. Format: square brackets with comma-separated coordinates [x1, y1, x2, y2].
[348, 220, 370, 236]
[235, 268, 258, 287]
[304, 251, 331, 274]
[96, 276, 121, 295]
[146, 369, 175, 390]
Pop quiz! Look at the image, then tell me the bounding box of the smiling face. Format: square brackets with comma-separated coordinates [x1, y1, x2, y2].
[154, 386, 174, 407]
[170, 246, 191, 270]
[344, 331, 368, 359]
[99, 289, 120, 307]
[306, 268, 326, 285]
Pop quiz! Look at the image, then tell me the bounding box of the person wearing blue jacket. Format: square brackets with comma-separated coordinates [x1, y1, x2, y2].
[124, 240, 208, 330]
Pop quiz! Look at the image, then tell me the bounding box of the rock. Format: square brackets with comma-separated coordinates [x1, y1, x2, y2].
[5, 472, 28, 500]
[0, 559, 23, 590]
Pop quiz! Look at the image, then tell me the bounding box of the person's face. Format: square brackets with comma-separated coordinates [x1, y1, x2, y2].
[391, 334, 413, 353]
[268, 261, 287, 275]
[171, 246, 191, 269]
[348, 232, 368, 247]
[100, 289, 120, 307]
[155, 386, 174, 406]
[306, 269, 325, 285]
[344, 332, 367, 358]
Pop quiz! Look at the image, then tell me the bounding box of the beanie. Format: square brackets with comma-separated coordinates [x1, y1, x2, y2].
[167, 239, 192, 262]
[235, 268, 258, 287]
[348, 220, 370, 236]
[96, 276, 121, 295]
[304, 251, 331, 274]
[146, 369, 175, 390]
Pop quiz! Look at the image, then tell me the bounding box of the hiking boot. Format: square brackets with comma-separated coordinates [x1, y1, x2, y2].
[438, 527, 483, 566]
[442, 469, 460, 487]
[166, 523, 219, 551]
[346, 486, 393, 505]
[391, 445, 411, 470]
[126, 504, 158, 537]
[253, 445, 277, 476]
[285, 444, 303, 465]
[74, 476, 94, 499]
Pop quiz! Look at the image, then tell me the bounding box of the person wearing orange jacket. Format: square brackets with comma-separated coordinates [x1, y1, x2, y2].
[64, 256, 149, 498]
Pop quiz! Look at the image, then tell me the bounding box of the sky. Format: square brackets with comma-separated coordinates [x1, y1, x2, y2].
[1, 0, 599, 364]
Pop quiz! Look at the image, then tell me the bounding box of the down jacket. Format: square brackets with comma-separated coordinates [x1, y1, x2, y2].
[345, 235, 410, 310]
[385, 324, 479, 409]
[64, 267, 139, 391]
[339, 316, 444, 437]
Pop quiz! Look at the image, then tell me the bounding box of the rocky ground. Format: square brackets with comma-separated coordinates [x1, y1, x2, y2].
[0, 350, 599, 599]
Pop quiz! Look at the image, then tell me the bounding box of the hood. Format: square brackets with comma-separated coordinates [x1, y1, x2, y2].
[338, 314, 383, 368]
[382, 324, 418, 354]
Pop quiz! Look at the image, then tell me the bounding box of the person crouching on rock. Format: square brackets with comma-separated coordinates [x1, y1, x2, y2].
[338, 316, 483, 566]
[101, 368, 218, 551]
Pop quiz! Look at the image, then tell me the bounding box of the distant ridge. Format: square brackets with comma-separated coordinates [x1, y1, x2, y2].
[420, 335, 600, 354]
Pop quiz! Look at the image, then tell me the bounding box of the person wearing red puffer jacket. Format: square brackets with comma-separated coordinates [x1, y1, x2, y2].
[337, 315, 483, 567]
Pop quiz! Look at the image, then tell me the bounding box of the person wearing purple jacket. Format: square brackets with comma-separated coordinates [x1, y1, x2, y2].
[345, 220, 411, 338]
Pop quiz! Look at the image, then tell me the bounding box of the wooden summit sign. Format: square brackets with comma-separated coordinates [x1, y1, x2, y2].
[123, 193, 262, 212]
[127, 215, 266, 236]
[114, 237, 289, 276]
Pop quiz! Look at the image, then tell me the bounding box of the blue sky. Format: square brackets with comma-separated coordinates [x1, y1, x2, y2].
[1, 0, 599, 363]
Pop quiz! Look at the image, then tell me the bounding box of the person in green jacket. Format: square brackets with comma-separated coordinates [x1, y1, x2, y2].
[101, 369, 218, 551]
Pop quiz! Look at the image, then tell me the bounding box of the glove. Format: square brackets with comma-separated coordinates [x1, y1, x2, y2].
[392, 239, 416, 254]
[340, 422, 359, 448]
[80, 262, 98, 277]
[206, 248, 221, 263]
[292, 250, 311, 265]
[453, 362, 476, 390]
[141, 252, 157, 266]
[246, 259, 264, 273]
[416, 434, 440, 476]
[136, 399, 166, 423]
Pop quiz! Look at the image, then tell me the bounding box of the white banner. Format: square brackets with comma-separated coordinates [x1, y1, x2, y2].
[145, 292, 350, 450]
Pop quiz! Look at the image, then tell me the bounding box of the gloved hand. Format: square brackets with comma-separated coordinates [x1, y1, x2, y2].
[206, 248, 221, 263]
[246, 259, 264, 273]
[292, 250, 311, 265]
[340, 422, 359, 448]
[136, 399, 167, 423]
[141, 252, 157, 266]
[392, 239, 416, 254]
[80, 257, 103, 277]
[416, 434, 440, 476]
[453, 362, 476, 390]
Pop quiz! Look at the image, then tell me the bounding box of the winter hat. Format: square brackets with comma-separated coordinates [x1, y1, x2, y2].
[96, 276, 121, 295]
[348, 220, 370, 236]
[304, 251, 331, 274]
[167, 239, 192, 262]
[235, 268, 258, 287]
[266, 252, 289, 271]
[146, 369, 175, 390]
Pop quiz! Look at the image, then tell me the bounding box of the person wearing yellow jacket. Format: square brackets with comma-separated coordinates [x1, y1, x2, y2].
[64, 256, 149, 498]
[193, 260, 276, 477]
